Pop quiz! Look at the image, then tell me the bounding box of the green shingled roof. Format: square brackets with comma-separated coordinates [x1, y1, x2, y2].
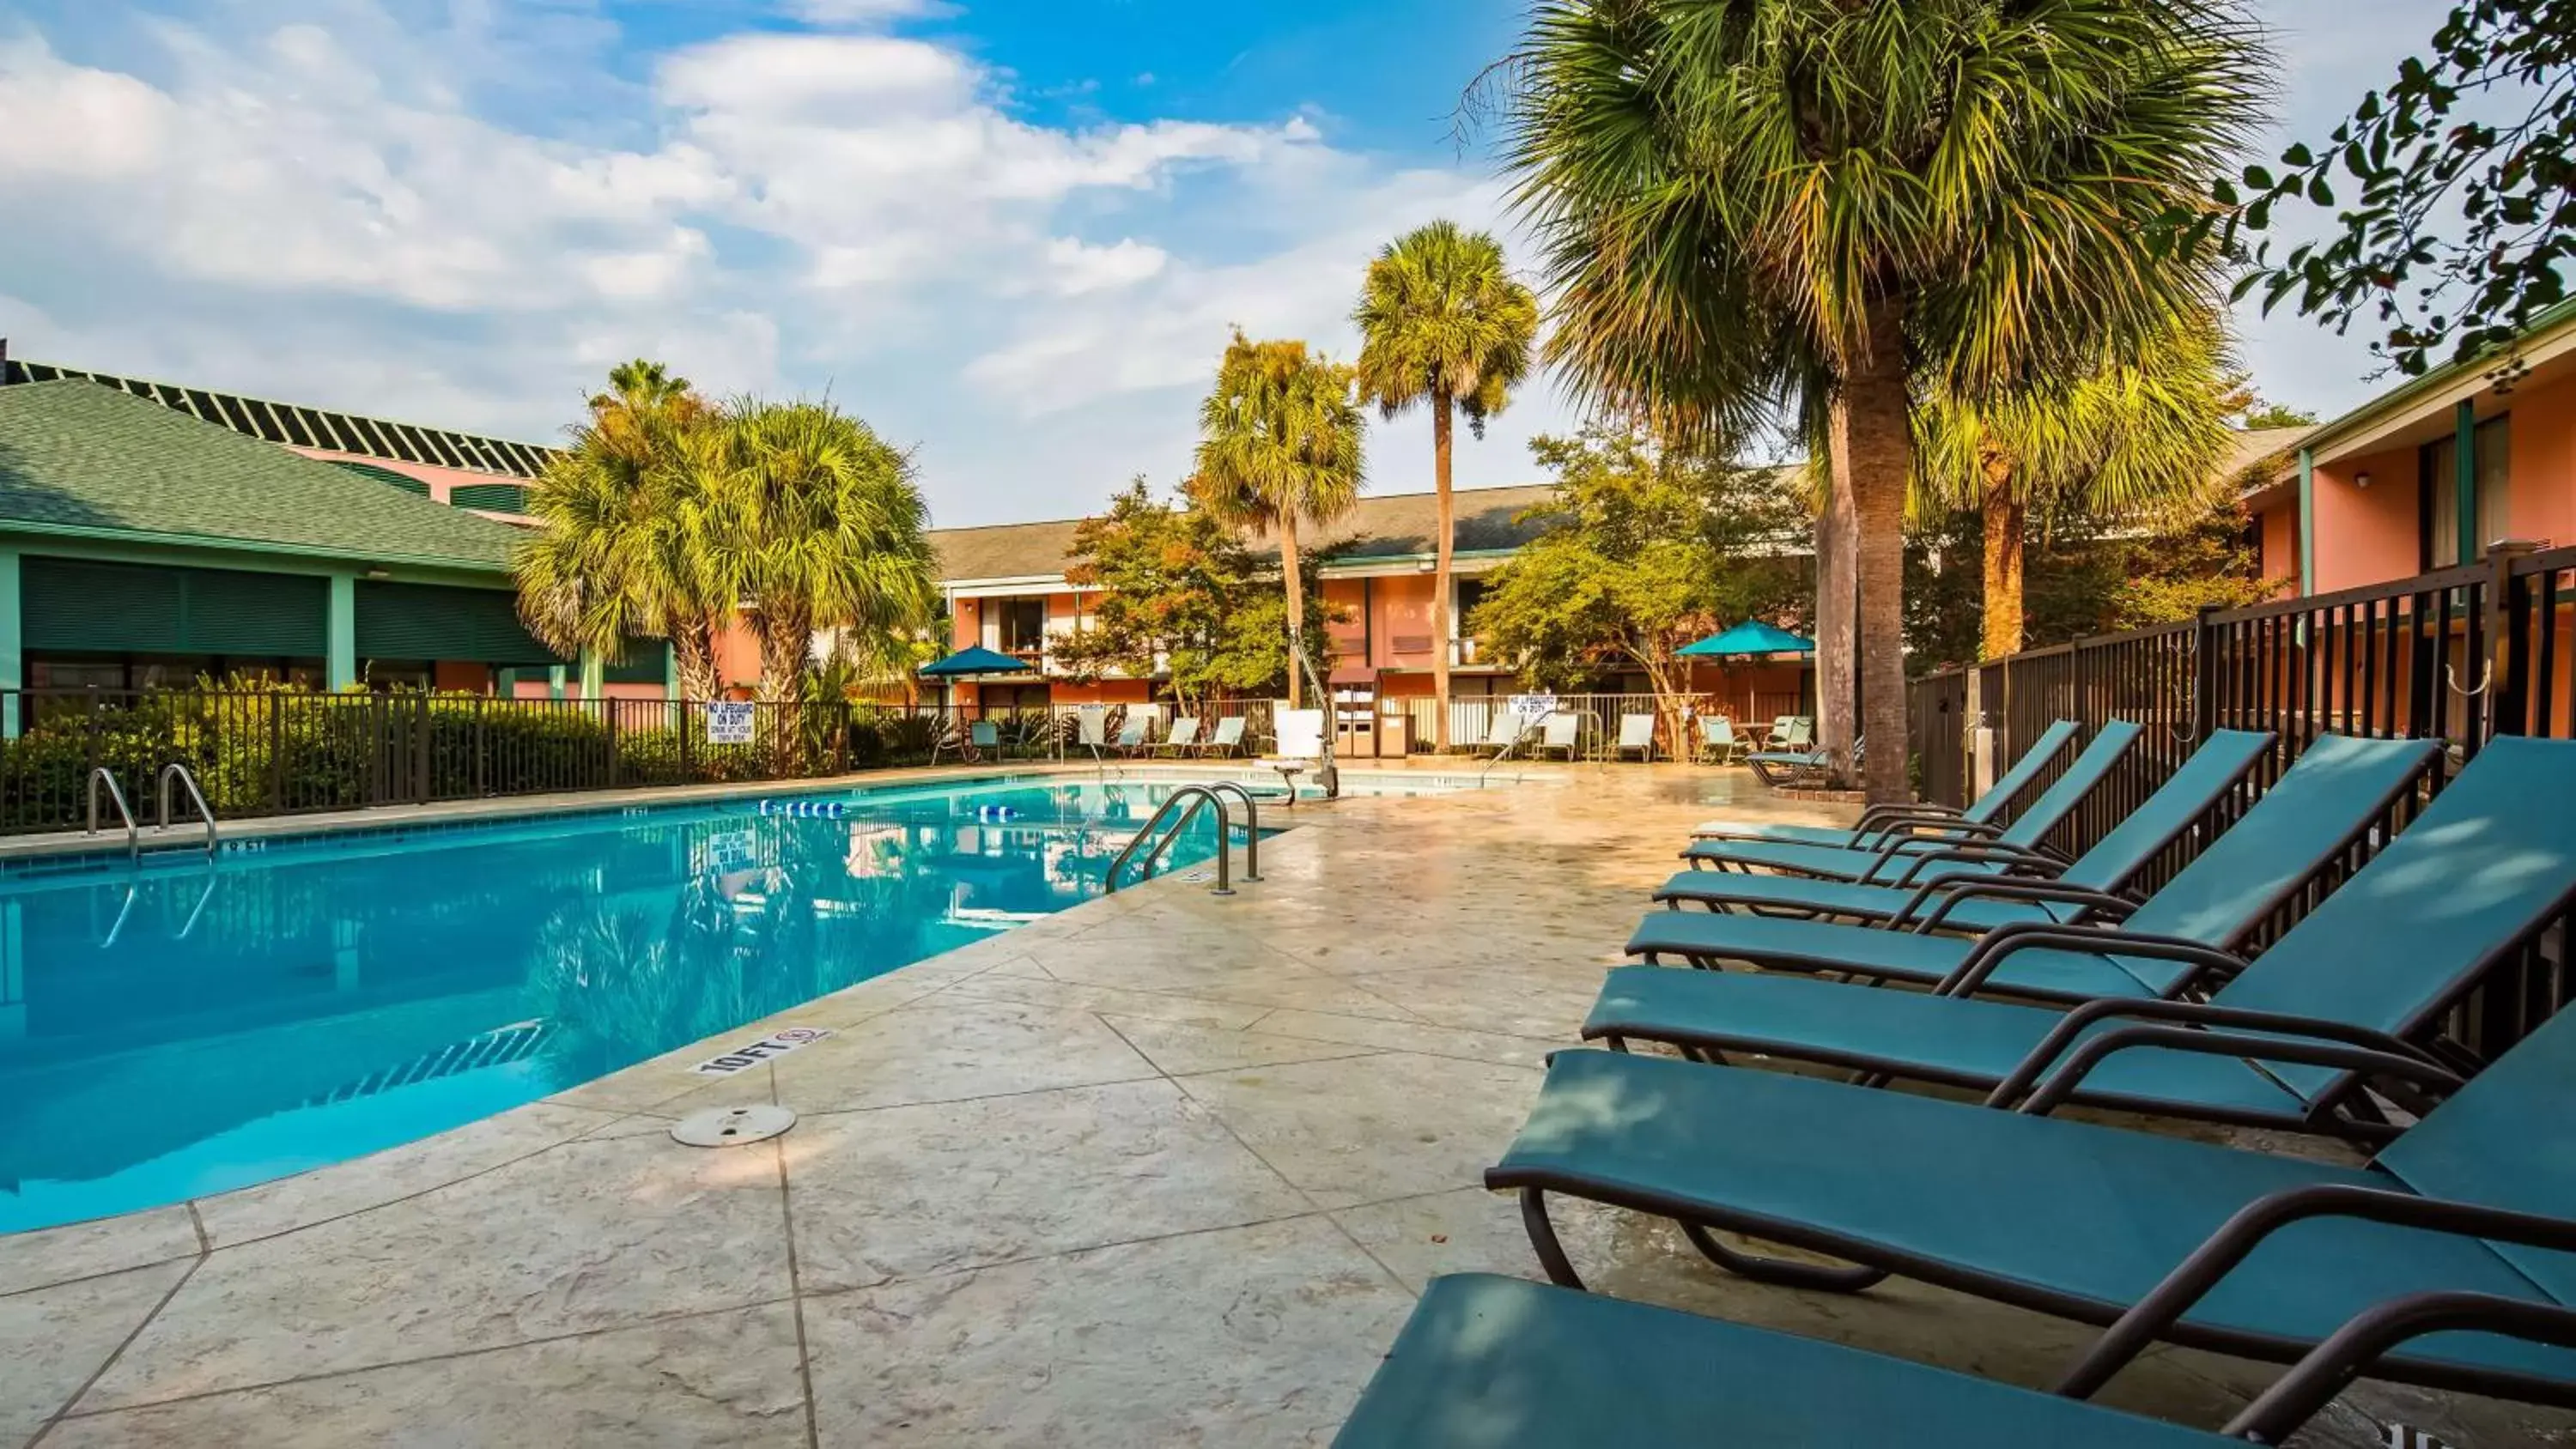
[0, 380, 528, 573]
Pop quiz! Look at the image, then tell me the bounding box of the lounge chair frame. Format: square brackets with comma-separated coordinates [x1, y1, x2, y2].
[1504, 1178, 2576, 1406]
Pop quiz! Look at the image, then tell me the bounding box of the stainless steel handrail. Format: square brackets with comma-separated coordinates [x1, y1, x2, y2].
[86, 767, 138, 860]
[157, 762, 220, 857]
[1107, 784, 1240, 896]
[1200, 780, 1261, 882]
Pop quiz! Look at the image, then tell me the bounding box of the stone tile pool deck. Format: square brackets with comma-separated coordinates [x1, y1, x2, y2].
[4, 765, 2572, 1446]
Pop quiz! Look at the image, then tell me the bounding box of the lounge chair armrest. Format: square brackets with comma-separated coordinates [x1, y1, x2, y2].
[1893, 879, 2138, 933]
[1861, 841, 2061, 886]
[1934, 925, 2249, 998]
[2226, 1293, 2576, 1443]
[2012, 1025, 2466, 1115]
[1853, 801, 1963, 829]
[2057, 1185, 2576, 1399]
[1986, 997, 2450, 1108]
[1852, 818, 2002, 852]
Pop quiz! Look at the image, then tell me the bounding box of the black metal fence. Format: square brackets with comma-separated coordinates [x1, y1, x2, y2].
[1905, 541, 2576, 1063]
[0, 691, 945, 838]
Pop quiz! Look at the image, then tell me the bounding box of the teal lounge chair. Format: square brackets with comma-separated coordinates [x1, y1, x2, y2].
[1691, 718, 2079, 849]
[1596, 733, 2576, 1141]
[1683, 719, 2147, 888]
[1626, 733, 2440, 1004]
[1490, 994, 2576, 1407]
[1745, 737, 1846, 786]
[1330, 1274, 2572, 1448]
[1653, 728, 2272, 930]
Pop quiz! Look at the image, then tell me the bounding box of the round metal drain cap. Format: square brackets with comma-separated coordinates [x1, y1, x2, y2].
[670, 1103, 797, 1148]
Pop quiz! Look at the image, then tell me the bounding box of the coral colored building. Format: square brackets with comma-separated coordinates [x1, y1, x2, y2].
[926, 483, 1813, 753]
[2243, 299, 2576, 594]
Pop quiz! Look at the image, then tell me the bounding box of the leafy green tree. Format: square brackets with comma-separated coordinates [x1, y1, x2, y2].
[1905, 492, 2281, 670]
[1470, 425, 1808, 755]
[2197, 0, 2573, 375]
[1054, 480, 1335, 715]
[516, 361, 727, 699]
[1352, 221, 1539, 749]
[1913, 317, 2239, 658]
[708, 400, 939, 709]
[1193, 331, 1366, 706]
[1503, 0, 2263, 799]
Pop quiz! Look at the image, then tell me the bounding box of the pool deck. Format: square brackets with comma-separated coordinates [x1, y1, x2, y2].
[4, 764, 2571, 1446]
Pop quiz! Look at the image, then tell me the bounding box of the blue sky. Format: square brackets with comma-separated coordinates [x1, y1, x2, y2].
[0, 0, 2469, 526]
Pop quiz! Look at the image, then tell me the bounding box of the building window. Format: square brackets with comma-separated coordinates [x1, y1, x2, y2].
[1454, 579, 1490, 634]
[999, 597, 1048, 655]
[2422, 415, 2511, 567]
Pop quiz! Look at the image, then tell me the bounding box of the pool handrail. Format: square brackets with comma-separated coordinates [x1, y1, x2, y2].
[157, 762, 221, 858]
[86, 767, 138, 860]
[1108, 784, 1256, 897]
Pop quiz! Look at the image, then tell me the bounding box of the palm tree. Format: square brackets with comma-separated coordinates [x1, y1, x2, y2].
[712, 399, 939, 710]
[1352, 221, 1539, 749]
[1504, 0, 2263, 800]
[1916, 318, 2239, 658]
[1193, 331, 1366, 706]
[516, 361, 726, 699]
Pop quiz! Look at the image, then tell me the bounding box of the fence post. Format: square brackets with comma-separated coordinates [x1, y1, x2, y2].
[2486, 540, 2543, 740]
[414, 692, 433, 803]
[269, 696, 286, 813]
[2191, 604, 2221, 743]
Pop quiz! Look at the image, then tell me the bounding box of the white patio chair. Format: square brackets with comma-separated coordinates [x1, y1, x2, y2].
[1203, 716, 1248, 757]
[1146, 717, 1202, 755]
[1613, 712, 1656, 762]
[1534, 712, 1583, 761]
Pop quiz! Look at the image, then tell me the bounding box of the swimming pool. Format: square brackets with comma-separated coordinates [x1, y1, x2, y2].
[0, 775, 1242, 1233]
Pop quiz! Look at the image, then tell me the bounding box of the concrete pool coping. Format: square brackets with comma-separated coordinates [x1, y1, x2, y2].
[0, 756, 1561, 871]
[3, 764, 2561, 1447]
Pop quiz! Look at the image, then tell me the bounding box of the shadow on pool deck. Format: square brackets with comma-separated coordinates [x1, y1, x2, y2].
[2, 763, 2570, 1446]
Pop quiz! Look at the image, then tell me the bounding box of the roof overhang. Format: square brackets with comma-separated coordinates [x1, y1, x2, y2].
[2263, 299, 2576, 482]
[1317, 549, 1520, 580]
[0, 516, 515, 578]
[945, 574, 1084, 599]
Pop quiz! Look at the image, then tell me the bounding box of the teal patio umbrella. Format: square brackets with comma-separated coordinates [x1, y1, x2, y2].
[917, 646, 1036, 678]
[1679, 621, 1815, 724]
[1679, 620, 1814, 658]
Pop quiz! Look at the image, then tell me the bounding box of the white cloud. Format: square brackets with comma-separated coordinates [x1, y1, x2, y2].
[0, 7, 1568, 527]
[781, 0, 958, 26]
[1041, 237, 1170, 295]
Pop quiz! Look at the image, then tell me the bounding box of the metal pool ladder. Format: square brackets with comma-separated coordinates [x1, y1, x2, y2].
[157, 762, 220, 857]
[1107, 782, 1261, 896]
[86, 767, 138, 860]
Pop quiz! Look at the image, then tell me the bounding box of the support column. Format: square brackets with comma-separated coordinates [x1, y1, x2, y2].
[2295, 447, 2316, 598]
[2455, 399, 2479, 562]
[547, 665, 567, 701]
[578, 647, 605, 698]
[327, 573, 357, 689]
[663, 640, 680, 701]
[0, 547, 21, 738]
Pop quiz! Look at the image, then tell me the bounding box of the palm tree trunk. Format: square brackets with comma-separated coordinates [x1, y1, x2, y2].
[1430, 391, 1455, 751]
[1815, 402, 1860, 785]
[672, 621, 720, 702]
[756, 610, 811, 708]
[1281, 510, 1306, 708]
[1844, 301, 1915, 805]
[1979, 448, 2026, 660]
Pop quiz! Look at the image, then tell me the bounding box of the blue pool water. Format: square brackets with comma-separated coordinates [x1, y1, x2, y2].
[0, 776, 1236, 1233]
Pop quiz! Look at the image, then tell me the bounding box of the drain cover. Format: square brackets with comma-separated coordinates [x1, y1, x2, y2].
[670, 1103, 797, 1148]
